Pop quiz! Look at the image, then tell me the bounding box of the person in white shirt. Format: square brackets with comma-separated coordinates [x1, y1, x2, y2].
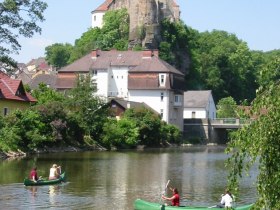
[49, 164, 61, 180]
[217, 189, 233, 209]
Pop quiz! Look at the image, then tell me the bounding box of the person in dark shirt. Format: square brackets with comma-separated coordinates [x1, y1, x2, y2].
[162, 187, 180, 206]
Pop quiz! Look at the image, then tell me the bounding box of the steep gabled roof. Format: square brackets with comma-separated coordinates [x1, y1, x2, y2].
[92, 0, 113, 13]
[0, 71, 36, 102]
[184, 90, 213, 108]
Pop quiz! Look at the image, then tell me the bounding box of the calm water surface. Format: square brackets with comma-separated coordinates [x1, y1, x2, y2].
[0, 146, 257, 210]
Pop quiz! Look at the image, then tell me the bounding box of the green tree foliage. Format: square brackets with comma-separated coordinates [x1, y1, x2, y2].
[102, 118, 139, 149]
[216, 97, 237, 118]
[123, 108, 163, 146]
[34, 101, 68, 143]
[31, 83, 65, 105]
[100, 8, 129, 50]
[1, 109, 49, 150]
[101, 107, 181, 149]
[160, 123, 182, 144]
[227, 82, 280, 209]
[45, 43, 73, 69]
[69, 27, 102, 63]
[160, 20, 194, 71]
[52, 9, 129, 64]
[189, 30, 257, 102]
[0, 0, 47, 71]
[66, 75, 108, 141]
[257, 55, 280, 88]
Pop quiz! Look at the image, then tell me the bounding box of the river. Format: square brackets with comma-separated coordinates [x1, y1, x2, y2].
[0, 146, 257, 209]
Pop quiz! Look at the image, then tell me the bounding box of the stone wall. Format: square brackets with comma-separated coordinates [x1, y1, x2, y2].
[108, 0, 180, 48]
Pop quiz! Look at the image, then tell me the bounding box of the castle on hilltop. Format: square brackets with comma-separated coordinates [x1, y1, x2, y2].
[92, 0, 180, 48]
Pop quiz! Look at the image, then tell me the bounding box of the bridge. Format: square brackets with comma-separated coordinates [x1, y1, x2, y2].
[183, 118, 252, 144]
[210, 118, 252, 129]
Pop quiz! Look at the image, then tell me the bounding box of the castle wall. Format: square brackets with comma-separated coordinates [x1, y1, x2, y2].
[107, 0, 180, 48]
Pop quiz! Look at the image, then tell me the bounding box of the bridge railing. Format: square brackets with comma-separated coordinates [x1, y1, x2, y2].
[211, 118, 252, 125]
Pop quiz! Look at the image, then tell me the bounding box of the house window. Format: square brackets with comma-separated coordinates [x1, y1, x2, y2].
[192, 111, 196, 118]
[160, 109, 164, 119]
[92, 70, 97, 76]
[111, 75, 113, 79]
[160, 92, 164, 101]
[159, 74, 166, 86]
[3, 107, 8, 116]
[174, 95, 181, 103]
[94, 15, 96, 21]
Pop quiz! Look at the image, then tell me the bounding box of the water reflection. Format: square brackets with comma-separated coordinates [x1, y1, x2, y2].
[0, 146, 257, 209]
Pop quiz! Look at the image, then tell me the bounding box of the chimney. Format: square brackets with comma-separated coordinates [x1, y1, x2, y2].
[152, 49, 159, 57]
[142, 50, 152, 58]
[91, 49, 100, 59]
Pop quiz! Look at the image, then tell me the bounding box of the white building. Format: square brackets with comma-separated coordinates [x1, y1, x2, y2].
[58, 49, 185, 130]
[91, 0, 113, 28]
[183, 90, 216, 120]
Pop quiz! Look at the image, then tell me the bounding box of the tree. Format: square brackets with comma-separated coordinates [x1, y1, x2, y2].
[65, 75, 107, 142]
[69, 27, 102, 63]
[216, 97, 237, 118]
[189, 30, 257, 102]
[256, 55, 280, 88]
[45, 43, 73, 69]
[160, 19, 193, 71]
[101, 118, 139, 149]
[31, 83, 65, 105]
[0, 0, 47, 71]
[227, 82, 280, 209]
[98, 8, 129, 50]
[123, 107, 162, 146]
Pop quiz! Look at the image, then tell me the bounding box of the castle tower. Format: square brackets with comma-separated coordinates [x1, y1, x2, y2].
[92, 0, 180, 48]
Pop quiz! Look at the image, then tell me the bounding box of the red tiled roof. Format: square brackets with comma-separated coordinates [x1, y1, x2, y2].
[93, 0, 113, 12]
[0, 71, 36, 102]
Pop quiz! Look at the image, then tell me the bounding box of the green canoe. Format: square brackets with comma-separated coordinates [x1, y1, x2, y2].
[134, 199, 253, 210]
[24, 172, 66, 186]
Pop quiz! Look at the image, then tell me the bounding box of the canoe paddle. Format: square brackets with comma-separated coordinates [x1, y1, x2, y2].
[160, 180, 170, 204]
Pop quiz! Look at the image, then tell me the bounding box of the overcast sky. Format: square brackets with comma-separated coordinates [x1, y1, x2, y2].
[11, 0, 280, 63]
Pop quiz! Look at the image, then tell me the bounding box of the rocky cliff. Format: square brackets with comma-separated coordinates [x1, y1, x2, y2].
[107, 0, 180, 48]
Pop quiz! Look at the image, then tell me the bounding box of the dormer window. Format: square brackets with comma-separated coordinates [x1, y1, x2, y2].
[159, 74, 166, 87]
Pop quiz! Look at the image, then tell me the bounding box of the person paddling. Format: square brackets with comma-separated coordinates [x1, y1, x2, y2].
[49, 164, 61, 180]
[216, 189, 234, 209]
[29, 166, 39, 183]
[162, 187, 180, 206]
